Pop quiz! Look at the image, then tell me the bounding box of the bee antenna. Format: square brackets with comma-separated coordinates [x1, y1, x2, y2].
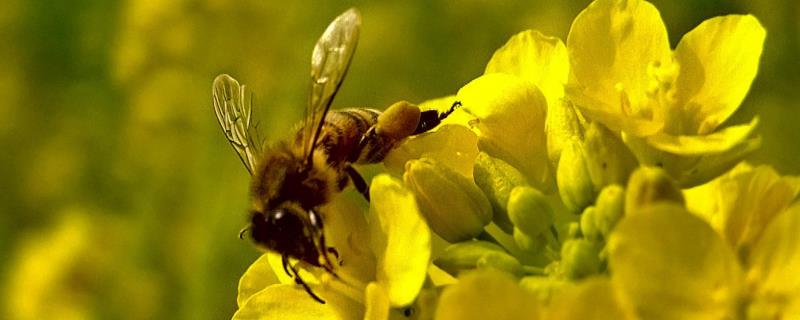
[239, 225, 252, 240]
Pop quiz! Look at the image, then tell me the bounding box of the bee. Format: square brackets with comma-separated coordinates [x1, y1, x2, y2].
[211, 8, 459, 303]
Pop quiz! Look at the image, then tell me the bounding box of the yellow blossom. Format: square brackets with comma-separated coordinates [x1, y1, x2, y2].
[566, 0, 765, 187]
[684, 163, 800, 259]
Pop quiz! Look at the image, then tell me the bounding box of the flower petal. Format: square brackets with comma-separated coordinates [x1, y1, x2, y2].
[383, 124, 479, 178]
[608, 203, 742, 319]
[706, 165, 800, 259]
[748, 204, 800, 306]
[624, 132, 761, 187]
[674, 15, 766, 135]
[237, 254, 280, 308]
[567, 0, 671, 133]
[547, 278, 635, 319]
[485, 29, 569, 106]
[645, 117, 759, 155]
[233, 284, 362, 320]
[368, 174, 431, 307]
[363, 282, 390, 320]
[457, 73, 552, 191]
[434, 269, 542, 320]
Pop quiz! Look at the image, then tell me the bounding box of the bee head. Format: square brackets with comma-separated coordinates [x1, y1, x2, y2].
[249, 205, 324, 267]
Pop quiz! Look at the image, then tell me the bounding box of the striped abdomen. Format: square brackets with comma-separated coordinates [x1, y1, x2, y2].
[303, 108, 400, 168]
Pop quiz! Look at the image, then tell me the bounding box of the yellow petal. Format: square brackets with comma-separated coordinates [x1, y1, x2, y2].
[748, 204, 800, 309]
[485, 29, 569, 106]
[710, 165, 800, 259]
[547, 278, 635, 320]
[674, 15, 766, 135]
[608, 204, 742, 320]
[233, 284, 362, 320]
[383, 124, 479, 178]
[237, 254, 280, 308]
[368, 175, 431, 307]
[567, 90, 664, 136]
[323, 194, 377, 285]
[567, 0, 671, 132]
[457, 73, 552, 191]
[645, 117, 759, 155]
[363, 282, 390, 320]
[434, 269, 542, 320]
[624, 132, 761, 187]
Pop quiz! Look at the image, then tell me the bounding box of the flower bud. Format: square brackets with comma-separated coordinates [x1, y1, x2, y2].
[476, 251, 523, 277]
[583, 122, 638, 189]
[579, 206, 600, 241]
[593, 184, 625, 237]
[560, 239, 601, 280]
[434, 240, 520, 277]
[473, 152, 528, 232]
[404, 158, 492, 242]
[557, 139, 595, 212]
[507, 186, 554, 237]
[519, 276, 567, 302]
[625, 166, 685, 214]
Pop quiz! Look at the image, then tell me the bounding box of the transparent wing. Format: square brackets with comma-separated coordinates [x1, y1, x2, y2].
[212, 74, 261, 175]
[302, 8, 361, 166]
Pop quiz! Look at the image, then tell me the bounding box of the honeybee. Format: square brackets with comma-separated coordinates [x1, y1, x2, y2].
[211, 8, 458, 303]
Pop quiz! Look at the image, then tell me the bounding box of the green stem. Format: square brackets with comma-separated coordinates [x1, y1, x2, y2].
[477, 230, 506, 251]
[522, 265, 546, 276]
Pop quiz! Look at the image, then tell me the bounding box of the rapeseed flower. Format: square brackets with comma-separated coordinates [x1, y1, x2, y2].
[566, 0, 765, 187]
[231, 1, 787, 319]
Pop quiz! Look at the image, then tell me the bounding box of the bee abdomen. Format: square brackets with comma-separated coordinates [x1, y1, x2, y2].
[313, 108, 380, 166]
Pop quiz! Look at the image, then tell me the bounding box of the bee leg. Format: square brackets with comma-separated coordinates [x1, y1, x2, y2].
[284, 254, 326, 304]
[345, 165, 370, 201]
[281, 254, 293, 277]
[309, 209, 342, 274]
[412, 100, 461, 135]
[327, 247, 343, 266]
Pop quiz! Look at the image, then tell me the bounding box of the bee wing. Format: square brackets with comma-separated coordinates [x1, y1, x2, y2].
[302, 8, 361, 166]
[212, 74, 262, 175]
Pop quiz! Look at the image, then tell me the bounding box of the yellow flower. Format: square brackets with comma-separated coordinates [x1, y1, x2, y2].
[456, 73, 553, 192]
[484, 30, 576, 169]
[607, 202, 800, 319]
[233, 175, 431, 320]
[567, 0, 765, 187]
[684, 163, 800, 259]
[434, 269, 543, 320]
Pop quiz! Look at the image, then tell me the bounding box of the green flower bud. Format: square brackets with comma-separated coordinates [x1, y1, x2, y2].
[473, 152, 528, 232]
[594, 184, 625, 237]
[476, 251, 523, 277]
[580, 206, 600, 241]
[519, 276, 567, 302]
[404, 158, 492, 242]
[557, 139, 595, 212]
[434, 240, 520, 277]
[625, 166, 685, 214]
[560, 239, 601, 280]
[583, 122, 638, 189]
[567, 222, 582, 239]
[507, 186, 554, 237]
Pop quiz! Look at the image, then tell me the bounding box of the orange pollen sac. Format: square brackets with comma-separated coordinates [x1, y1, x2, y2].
[377, 101, 422, 139]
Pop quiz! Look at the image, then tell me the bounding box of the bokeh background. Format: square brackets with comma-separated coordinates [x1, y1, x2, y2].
[1, 0, 797, 319]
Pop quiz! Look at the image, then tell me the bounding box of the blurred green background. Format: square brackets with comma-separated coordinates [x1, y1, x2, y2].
[1, 0, 797, 319]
